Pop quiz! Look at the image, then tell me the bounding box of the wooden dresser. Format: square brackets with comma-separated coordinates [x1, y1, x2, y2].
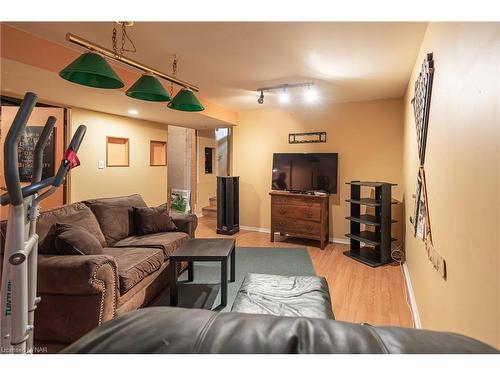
[269, 191, 329, 249]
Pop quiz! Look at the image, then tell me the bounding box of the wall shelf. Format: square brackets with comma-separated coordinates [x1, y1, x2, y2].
[106, 136, 129, 167]
[150, 140, 167, 166]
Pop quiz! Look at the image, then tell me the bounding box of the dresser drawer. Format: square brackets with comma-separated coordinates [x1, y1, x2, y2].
[273, 218, 321, 236]
[272, 205, 321, 222]
[272, 196, 320, 208]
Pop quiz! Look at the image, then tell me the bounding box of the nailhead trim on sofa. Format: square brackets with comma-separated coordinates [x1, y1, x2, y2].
[90, 260, 118, 325]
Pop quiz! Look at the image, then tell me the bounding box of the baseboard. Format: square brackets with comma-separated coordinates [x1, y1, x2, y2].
[402, 262, 422, 329]
[330, 237, 350, 245]
[239, 225, 348, 245]
[239, 225, 270, 233]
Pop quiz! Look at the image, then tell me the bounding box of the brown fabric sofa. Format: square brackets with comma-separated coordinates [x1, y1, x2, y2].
[1, 194, 197, 353]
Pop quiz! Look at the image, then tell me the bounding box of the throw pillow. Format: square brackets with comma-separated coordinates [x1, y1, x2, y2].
[133, 204, 178, 236]
[54, 223, 104, 256]
[90, 203, 133, 246]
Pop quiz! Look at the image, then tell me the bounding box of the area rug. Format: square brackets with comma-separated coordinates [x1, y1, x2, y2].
[153, 247, 315, 312]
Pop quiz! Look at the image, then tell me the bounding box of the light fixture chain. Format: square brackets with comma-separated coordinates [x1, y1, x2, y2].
[111, 22, 136, 57]
[121, 22, 136, 55]
[112, 25, 118, 55]
[170, 54, 178, 96]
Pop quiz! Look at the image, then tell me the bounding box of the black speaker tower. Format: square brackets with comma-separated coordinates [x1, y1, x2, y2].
[217, 176, 239, 235]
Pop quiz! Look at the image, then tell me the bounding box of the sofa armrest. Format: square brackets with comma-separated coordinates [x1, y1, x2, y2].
[170, 212, 198, 238]
[38, 254, 119, 296]
[35, 255, 120, 344]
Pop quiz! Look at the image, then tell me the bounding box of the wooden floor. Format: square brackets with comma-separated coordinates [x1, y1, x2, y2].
[196, 216, 413, 328]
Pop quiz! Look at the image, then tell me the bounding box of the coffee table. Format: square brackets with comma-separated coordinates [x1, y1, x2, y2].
[169, 238, 236, 307]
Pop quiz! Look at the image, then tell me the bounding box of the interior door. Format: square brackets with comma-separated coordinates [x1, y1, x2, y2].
[0, 106, 65, 220]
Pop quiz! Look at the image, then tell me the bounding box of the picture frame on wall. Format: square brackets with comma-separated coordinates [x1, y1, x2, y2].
[18, 126, 56, 182]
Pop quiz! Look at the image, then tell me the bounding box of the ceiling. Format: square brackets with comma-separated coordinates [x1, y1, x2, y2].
[2, 22, 427, 123]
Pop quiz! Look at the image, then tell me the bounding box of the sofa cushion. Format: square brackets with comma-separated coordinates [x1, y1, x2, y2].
[37, 203, 106, 255]
[54, 223, 104, 256]
[83, 194, 147, 209]
[84, 194, 149, 241]
[133, 204, 177, 236]
[89, 203, 134, 246]
[102, 247, 164, 294]
[114, 232, 189, 259]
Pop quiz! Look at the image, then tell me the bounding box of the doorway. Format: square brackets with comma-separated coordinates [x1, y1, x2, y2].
[197, 128, 231, 224]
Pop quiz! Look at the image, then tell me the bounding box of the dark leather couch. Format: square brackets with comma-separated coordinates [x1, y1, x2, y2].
[63, 307, 498, 354]
[1, 194, 197, 352]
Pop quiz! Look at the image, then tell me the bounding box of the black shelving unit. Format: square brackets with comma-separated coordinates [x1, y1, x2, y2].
[343, 181, 397, 267]
[217, 176, 240, 235]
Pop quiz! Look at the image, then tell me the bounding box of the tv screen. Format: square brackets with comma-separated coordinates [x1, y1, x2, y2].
[272, 153, 338, 193]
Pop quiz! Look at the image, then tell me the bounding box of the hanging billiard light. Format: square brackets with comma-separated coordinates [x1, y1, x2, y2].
[167, 55, 204, 112]
[59, 52, 124, 89]
[60, 23, 202, 111]
[168, 88, 205, 112]
[126, 73, 171, 102]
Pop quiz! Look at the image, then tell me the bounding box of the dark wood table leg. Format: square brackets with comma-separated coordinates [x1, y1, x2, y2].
[169, 260, 178, 306]
[230, 246, 236, 282]
[187, 261, 194, 282]
[221, 259, 228, 306]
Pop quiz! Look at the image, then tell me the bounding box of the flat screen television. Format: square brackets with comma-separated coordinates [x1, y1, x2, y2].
[272, 153, 338, 193]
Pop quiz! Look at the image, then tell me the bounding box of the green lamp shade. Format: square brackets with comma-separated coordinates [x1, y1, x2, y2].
[126, 74, 172, 102]
[59, 52, 124, 89]
[167, 88, 205, 112]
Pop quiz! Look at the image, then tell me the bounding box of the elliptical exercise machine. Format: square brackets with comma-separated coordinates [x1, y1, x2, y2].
[0, 92, 86, 354]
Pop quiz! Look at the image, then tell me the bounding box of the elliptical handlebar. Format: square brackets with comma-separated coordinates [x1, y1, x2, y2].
[3, 92, 38, 206]
[0, 91, 87, 354]
[52, 125, 86, 188]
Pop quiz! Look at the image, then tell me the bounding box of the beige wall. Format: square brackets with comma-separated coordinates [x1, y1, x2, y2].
[232, 98, 405, 240]
[197, 129, 217, 213]
[69, 108, 168, 206]
[403, 23, 499, 347]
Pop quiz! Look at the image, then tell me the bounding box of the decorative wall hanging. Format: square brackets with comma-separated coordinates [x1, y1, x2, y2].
[410, 53, 446, 279]
[288, 132, 326, 144]
[411, 53, 434, 165]
[419, 167, 447, 279]
[18, 126, 56, 182]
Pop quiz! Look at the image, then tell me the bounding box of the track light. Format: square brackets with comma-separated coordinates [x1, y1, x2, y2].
[257, 90, 264, 104]
[304, 86, 319, 104]
[279, 89, 290, 104]
[257, 82, 315, 106]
